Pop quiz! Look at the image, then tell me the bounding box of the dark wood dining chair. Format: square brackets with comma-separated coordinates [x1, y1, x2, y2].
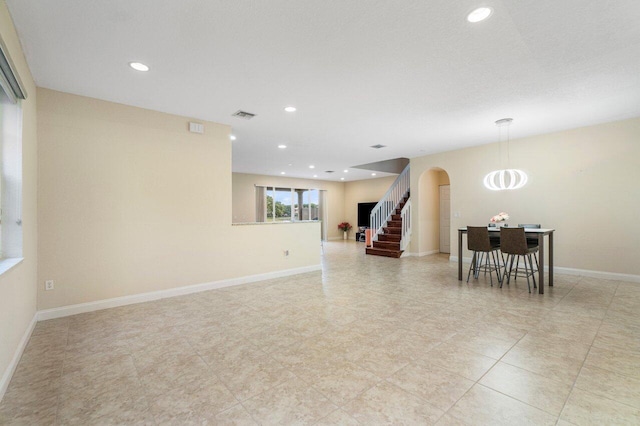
[466, 226, 503, 286]
[500, 227, 538, 293]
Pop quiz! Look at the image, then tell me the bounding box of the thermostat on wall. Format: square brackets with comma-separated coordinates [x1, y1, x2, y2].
[189, 122, 204, 134]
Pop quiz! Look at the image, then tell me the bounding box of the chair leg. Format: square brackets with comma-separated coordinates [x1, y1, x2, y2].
[528, 254, 537, 289]
[492, 250, 502, 285]
[499, 253, 506, 288]
[507, 254, 516, 285]
[466, 252, 476, 283]
[483, 252, 489, 278]
[476, 253, 484, 279]
[524, 254, 531, 293]
[533, 252, 539, 288]
[488, 255, 493, 287]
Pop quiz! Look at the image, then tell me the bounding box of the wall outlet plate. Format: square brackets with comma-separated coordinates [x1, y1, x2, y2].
[45, 280, 54, 291]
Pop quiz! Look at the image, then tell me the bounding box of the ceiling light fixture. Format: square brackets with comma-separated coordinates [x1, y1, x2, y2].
[309, 165, 315, 169]
[277, 144, 287, 149]
[129, 62, 150, 72]
[313, 174, 318, 178]
[230, 135, 236, 141]
[483, 118, 528, 191]
[340, 178, 345, 181]
[343, 170, 348, 173]
[371, 173, 377, 176]
[467, 7, 492, 23]
[281, 172, 286, 175]
[284, 106, 297, 112]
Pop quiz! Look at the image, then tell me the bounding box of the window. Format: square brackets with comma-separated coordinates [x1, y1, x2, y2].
[255, 185, 327, 240]
[0, 39, 26, 265]
[261, 186, 321, 222]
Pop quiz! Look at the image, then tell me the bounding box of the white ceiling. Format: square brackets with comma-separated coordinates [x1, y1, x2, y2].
[7, 0, 640, 181]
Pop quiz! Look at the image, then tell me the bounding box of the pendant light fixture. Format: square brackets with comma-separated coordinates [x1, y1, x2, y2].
[483, 118, 528, 191]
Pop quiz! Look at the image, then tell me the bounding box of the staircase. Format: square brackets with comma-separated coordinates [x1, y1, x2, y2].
[365, 194, 409, 258]
[366, 164, 411, 258]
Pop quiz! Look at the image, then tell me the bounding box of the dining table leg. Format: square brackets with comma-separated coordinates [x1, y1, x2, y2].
[458, 230, 463, 280]
[549, 232, 554, 287]
[538, 233, 544, 294]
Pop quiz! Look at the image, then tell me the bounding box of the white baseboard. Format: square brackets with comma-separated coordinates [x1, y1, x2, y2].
[0, 313, 37, 401]
[402, 250, 440, 257]
[553, 266, 640, 283]
[37, 264, 321, 321]
[449, 256, 640, 283]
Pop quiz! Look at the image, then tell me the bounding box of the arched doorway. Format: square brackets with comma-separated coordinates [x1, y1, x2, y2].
[417, 168, 451, 255]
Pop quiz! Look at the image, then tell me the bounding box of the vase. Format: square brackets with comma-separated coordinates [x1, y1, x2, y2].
[495, 222, 507, 228]
[343, 231, 347, 240]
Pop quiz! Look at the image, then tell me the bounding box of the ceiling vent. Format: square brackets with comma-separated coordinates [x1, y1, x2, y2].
[325, 170, 335, 173]
[232, 110, 256, 120]
[370, 144, 387, 149]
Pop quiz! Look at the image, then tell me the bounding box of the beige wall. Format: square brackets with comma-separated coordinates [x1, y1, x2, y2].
[37, 89, 320, 311]
[0, 0, 38, 396]
[232, 173, 346, 240]
[343, 176, 396, 236]
[417, 170, 449, 254]
[411, 117, 640, 276]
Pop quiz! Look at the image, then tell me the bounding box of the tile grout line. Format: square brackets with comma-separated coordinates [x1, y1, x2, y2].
[436, 328, 531, 425]
[124, 333, 158, 426]
[54, 321, 71, 426]
[554, 278, 640, 421]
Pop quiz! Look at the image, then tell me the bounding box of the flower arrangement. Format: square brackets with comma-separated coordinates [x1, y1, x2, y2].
[490, 212, 510, 223]
[337, 222, 353, 232]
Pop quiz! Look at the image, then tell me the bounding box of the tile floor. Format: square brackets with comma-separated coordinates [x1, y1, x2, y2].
[1, 241, 639, 425]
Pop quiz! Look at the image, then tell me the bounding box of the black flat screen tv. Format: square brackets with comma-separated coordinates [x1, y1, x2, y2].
[357, 202, 378, 228]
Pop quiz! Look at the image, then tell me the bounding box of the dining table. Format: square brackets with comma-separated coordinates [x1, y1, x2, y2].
[457, 227, 555, 294]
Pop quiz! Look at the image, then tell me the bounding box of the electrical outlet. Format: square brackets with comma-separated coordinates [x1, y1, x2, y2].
[45, 280, 54, 291]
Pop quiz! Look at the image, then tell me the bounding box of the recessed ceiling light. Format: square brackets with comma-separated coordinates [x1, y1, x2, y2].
[467, 7, 492, 23]
[309, 165, 315, 169]
[313, 174, 318, 178]
[340, 177, 345, 181]
[343, 170, 349, 173]
[281, 172, 286, 175]
[371, 173, 377, 176]
[230, 135, 236, 141]
[129, 62, 150, 72]
[284, 106, 297, 112]
[278, 144, 287, 149]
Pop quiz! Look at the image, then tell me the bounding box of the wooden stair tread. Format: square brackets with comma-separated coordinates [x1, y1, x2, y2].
[365, 247, 403, 258]
[383, 227, 402, 234]
[373, 241, 400, 250]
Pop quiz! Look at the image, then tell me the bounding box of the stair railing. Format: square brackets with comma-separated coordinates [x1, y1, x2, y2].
[369, 164, 410, 242]
[400, 198, 412, 251]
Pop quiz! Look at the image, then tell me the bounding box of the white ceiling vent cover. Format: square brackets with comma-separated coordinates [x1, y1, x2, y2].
[232, 110, 256, 120]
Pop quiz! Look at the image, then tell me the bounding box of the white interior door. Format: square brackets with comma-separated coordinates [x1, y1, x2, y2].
[439, 185, 450, 253]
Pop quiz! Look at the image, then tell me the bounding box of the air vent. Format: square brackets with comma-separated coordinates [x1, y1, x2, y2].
[232, 110, 256, 120]
[370, 144, 386, 149]
[325, 170, 335, 173]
